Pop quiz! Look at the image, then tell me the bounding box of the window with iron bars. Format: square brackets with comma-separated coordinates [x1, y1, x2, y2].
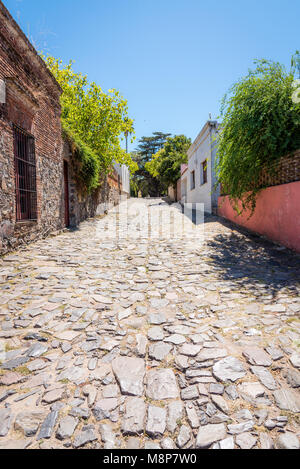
[190, 170, 195, 190]
[201, 159, 208, 185]
[13, 125, 37, 221]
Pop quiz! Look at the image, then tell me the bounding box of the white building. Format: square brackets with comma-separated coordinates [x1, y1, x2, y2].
[114, 163, 130, 198]
[181, 121, 220, 214]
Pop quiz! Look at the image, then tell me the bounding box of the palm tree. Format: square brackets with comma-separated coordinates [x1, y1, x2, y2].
[124, 117, 134, 153]
[291, 50, 300, 78]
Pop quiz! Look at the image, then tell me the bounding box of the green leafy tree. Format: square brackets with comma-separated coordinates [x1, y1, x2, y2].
[43, 56, 138, 178]
[145, 135, 191, 191]
[216, 56, 300, 214]
[136, 132, 171, 164]
[131, 132, 172, 197]
[62, 125, 100, 193]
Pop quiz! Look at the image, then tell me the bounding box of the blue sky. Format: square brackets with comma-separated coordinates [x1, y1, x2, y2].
[4, 0, 300, 151]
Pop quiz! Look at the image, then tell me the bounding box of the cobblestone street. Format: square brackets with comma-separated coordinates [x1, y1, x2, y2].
[0, 199, 300, 449]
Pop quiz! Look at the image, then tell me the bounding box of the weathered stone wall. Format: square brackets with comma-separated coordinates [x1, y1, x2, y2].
[63, 140, 122, 227]
[0, 2, 64, 255]
[39, 155, 64, 235]
[0, 2, 127, 255]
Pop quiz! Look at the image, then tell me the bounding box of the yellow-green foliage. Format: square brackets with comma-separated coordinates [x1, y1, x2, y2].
[145, 135, 191, 190]
[43, 55, 138, 178]
[62, 124, 100, 194]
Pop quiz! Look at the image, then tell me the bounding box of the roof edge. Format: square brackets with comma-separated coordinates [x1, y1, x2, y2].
[187, 120, 219, 157]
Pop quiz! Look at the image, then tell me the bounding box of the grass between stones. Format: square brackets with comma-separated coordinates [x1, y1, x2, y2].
[5, 343, 18, 352]
[59, 378, 69, 384]
[280, 410, 300, 426]
[15, 366, 31, 375]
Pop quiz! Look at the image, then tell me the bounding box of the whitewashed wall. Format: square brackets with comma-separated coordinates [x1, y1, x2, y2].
[186, 124, 212, 213]
[114, 163, 130, 196]
[182, 121, 220, 214]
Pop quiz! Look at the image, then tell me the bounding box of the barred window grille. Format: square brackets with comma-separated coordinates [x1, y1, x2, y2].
[13, 125, 37, 221]
[191, 170, 195, 190]
[201, 159, 208, 185]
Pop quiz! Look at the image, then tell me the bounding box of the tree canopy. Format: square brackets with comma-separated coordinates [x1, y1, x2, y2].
[215, 55, 300, 214]
[145, 135, 191, 191]
[130, 132, 172, 197]
[136, 132, 172, 165]
[43, 56, 138, 183]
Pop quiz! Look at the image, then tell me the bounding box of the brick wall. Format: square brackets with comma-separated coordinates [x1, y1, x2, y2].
[221, 149, 300, 196]
[0, 2, 64, 254]
[258, 150, 300, 188]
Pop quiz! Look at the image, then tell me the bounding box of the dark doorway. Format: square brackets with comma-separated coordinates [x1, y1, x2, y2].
[63, 161, 70, 227]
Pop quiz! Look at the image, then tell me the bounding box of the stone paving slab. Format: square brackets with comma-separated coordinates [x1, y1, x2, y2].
[0, 199, 299, 449]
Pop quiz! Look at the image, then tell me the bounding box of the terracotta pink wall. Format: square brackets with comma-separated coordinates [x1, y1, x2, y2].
[218, 181, 300, 252]
[181, 164, 188, 175]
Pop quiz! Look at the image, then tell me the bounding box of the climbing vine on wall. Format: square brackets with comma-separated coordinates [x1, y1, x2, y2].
[215, 54, 300, 215]
[62, 124, 100, 194]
